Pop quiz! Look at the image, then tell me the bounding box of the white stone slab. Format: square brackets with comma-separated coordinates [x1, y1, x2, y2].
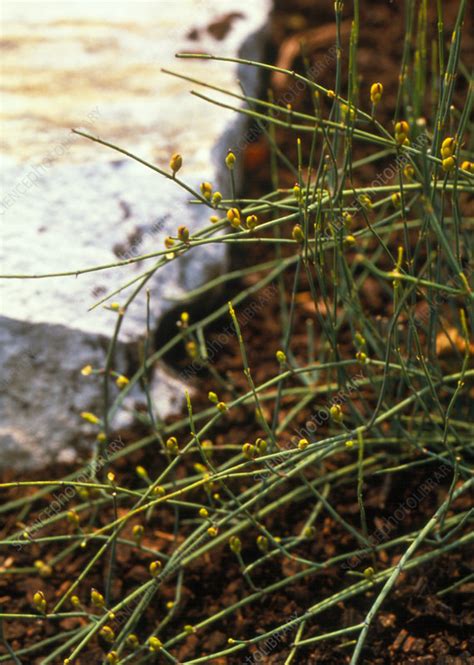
[0, 0, 271, 468]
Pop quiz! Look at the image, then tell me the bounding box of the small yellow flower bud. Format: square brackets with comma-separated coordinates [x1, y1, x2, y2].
[207, 526, 218, 537]
[194, 462, 207, 474]
[257, 535, 269, 552]
[199, 507, 209, 518]
[342, 211, 353, 228]
[33, 590, 47, 613]
[71, 595, 81, 607]
[208, 391, 218, 403]
[330, 404, 343, 423]
[225, 151, 236, 170]
[327, 89, 336, 99]
[216, 401, 227, 413]
[255, 438, 267, 455]
[115, 374, 129, 389]
[356, 350, 367, 363]
[226, 207, 241, 228]
[246, 214, 258, 230]
[359, 194, 372, 210]
[394, 120, 409, 136]
[107, 471, 116, 484]
[344, 234, 357, 247]
[99, 626, 115, 643]
[212, 191, 222, 205]
[169, 153, 183, 175]
[364, 566, 375, 578]
[370, 82, 383, 105]
[391, 192, 401, 207]
[242, 442, 256, 460]
[303, 526, 316, 538]
[276, 350, 286, 363]
[298, 438, 309, 450]
[403, 164, 415, 180]
[91, 588, 106, 609]
[292, 224, 304, 243]
[135, 465, 148, 479]
[96, 432, 107, 443]
[166, 436, 179, 454]
[442, 156, 455, 172]
[200, 181, 213, 200]
[184, 624, 196, 634]
[165, 236, 175, 249]
[80, 411, 100, 425]
[461, 160, 473, 173]
[81, 364, 93, 376]
[153, 485, 166, 496]
[345, 439, 355, 448]
[441, 137, 456, 158]
[210, 215, 219, 224]
[149, 560, 162, 577]
[177, 225, 190, 243]
[67, 510, 80, 528]
[106, 652, 119, 665]
[133, 524, 144, 546]
[148, 636, 163, 652]
[229, 535, 242, 554]
[126, 633, 140, 648]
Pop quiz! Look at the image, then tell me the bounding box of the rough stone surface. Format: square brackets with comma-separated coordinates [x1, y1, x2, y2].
[0, 0, 271, 469]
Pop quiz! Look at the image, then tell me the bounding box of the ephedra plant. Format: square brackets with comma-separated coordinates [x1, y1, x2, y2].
[0, 1, 473, 663]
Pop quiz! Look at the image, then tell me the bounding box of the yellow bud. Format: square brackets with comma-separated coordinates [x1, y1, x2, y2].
[330, 404, 343, 423]
[210, 215, 219, 224]
[184, 624, 196, 634]
[149, 560, 162, 577]
[80, 411, 100, 425]
[292, 224, 304, 243]
[33, 590, 47, 613]
[169, 153, 183, 175]
[345, 439, 355, 448]
[148, 637, 163, 652]
[442, 156, 455, 172]
[257, 535, 269, 552]
[165, 236, 175, 249]
[276, 350, 286, 363]
[359, 194, 372, 210]
[107, 471, 116, 484]
[81, 364, 93, 376]
[246, 214, 258, 230]
[208, 391, 218, 403]
[96, 432, 107, 443]
[126, 633, 140, 648]
[115, 374, 129, 389]
[212, 191, 222, 205]
[364, 566, 375, 578]
[106, 652, 119, 665]
[394, 121, 409, 136]
[303, 526, 316, 538]
[298, 438, 309, 450]
[403, 164, 415, 181]
[461, 160, 473, 173]
[71, 595, 81, 608]
[441, 137, 456, 158]
[226, 207, 241, 228]
[110, 302, 121, 311]
[207, 526, 218, 537]
[133, 524, 144, 545]
[216, 401, 227, 413]
[391, 192, 401, 207]
[200, 182, 213, 200]
[242, 442, 256, 460]
[225, 151, 236, 170]
[327, 89, 336, 99]
[370, 82, 383, 105]
[342, 211, 353, 228]
[356, 350, 367, 363]
[91, 588, 106, 609]
[166, 436, 179, 454]
[136, 465, 148, 479]
[344, 234, 357, 247]
[255, 438, 267, 455]
[199, 507, 209, 518]
[67, 510, 80, 527]
[177, 225, 190, 243]
[229, 535, 242, 554]
[153, 485, 166, 496]
[99, 626, 115, 643]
